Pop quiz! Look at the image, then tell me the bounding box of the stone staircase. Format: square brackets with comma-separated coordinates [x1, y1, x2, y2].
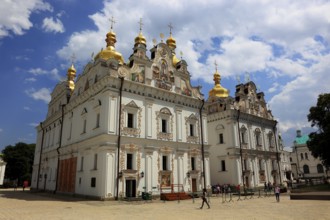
[161, 192, 192, 201]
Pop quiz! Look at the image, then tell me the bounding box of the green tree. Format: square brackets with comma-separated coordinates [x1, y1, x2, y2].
[307, 93, 330, 167]
[1, 142, 35, 185]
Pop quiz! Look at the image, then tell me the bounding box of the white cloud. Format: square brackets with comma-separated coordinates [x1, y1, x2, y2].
[25, 87, 51, 103]
[28, 67, 63, 81]
[42, 17, 65, 33]
[25, 77, 37, 82]
[24, 106, 31, 111]
[0, 0, 52, 38]
[29, 123, 39, 127]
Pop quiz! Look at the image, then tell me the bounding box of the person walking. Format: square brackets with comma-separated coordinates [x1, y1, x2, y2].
[200, 188, 210, 209]
[274, 185, 280, 202]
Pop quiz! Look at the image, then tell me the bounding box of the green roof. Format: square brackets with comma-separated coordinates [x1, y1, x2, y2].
[295, 135, 309, 145]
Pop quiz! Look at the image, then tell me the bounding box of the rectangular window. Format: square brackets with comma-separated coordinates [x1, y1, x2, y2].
[259, 159, 262, 170]
[91, 177, 96, 187]
[191, 157, 195, 170]
[127, 153, 133, 169]
[219, 133, 224, 144]
[221, 160, 226, 171]
[256, 135, 260, 145]
[127, 113, 134, 128]
[96, 113, 100, 128]
[162, 119, 167, 133]
[79, 177, 81, 185]
[94, 154, 98, 170]
[83, 119, 87, 133]
[189, 124, 194, 136]
[80, 156, 84, 171]
[243, 159, 247, 170]
[162, 155, 168, 170]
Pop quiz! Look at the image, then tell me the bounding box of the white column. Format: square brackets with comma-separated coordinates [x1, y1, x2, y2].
[202, 115, 208, 144]
[176, 109, 182, 141]
[145, 101, 153, 138]
[109, 97, 117, 133]
[236, 158, 242, 185]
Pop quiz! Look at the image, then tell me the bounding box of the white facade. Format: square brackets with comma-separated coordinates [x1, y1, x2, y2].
[0, 158, 6, 185]
[31, 27, 210, 199]
[207, 82, 285, 188]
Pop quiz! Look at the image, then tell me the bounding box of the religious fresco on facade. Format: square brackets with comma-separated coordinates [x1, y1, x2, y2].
[131, 65, 145, 83]
[161, 173, 171, 187]
[181, 79, 192, 96]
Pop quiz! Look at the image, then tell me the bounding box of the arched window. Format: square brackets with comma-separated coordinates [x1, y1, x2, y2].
[303, 165, 310, 174]
[300, 153, 304, 160]
[255, 128, 262, 147]
[305, 153, 308, 159]
[240, 126, 247, 144]
[317, 164, 324, 173]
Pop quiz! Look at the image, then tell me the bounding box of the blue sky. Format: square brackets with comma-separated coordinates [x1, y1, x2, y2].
[0, 0, 329, 151]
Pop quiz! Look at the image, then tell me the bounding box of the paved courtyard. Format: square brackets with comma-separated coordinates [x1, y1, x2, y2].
[0, 188, 329, 220]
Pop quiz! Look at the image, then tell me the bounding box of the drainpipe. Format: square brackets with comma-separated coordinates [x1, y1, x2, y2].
[36, 122, 45, 190]
[115, 77, 124, 200]
[273, 121, 282, 184]
[199, 99, 206, 189]
[54, 104, 65, 194]
[236, 109, 245, 189]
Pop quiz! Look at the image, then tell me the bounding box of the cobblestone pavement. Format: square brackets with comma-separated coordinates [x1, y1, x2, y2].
[1, 188, 330, 220]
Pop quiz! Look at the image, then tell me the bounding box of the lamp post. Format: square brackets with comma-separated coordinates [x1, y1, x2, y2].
[199, 99, 206, 189]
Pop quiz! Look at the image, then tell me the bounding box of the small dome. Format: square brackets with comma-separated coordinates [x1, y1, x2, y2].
[172, 54, 180, 66]
[67, 64, 76, 92]
[166, 34, 176, 49]
[94, 30, 125, 64]
[134, 32, 146, 47]
[208, 69, 229, 98]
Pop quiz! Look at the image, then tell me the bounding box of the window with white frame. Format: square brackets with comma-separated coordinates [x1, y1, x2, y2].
[255, 128, 262, 146]
[157, 108, 173, 140]
[127, 113, 134, 128]
[240, 126, 247, 144]
[268, 132, 274, 148]
[186, 114, 198, 137]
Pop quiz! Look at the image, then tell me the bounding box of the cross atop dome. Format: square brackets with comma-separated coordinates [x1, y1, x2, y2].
[138, 18, 143, 32]
[109, 16, 116, 30]
[168, 22, 174, 35]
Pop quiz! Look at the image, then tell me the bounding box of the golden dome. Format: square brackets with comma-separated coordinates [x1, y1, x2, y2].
[94, 30, 125, 64]
[134, 32, 146, 47]
[67, 64, 76, 91]
[172, 54, 180, 66]
[208, 69, 229, 98]
[166, 34, 176, 49]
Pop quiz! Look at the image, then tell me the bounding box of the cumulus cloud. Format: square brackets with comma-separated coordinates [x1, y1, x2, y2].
[42, 17, 65, 33]
[0, 0, 52, 38]
[25, 87, 51, 103]
[28, 67, 62, 81]
[56, 0, 330, 146]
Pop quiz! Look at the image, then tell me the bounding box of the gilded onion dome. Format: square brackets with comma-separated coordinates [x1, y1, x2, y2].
[135, 32, 146, 47]
[94, 22, 125, 64]
[208, 65, 229, 98]
[67, 64, 76, 92]
[166, 33, 176, 50]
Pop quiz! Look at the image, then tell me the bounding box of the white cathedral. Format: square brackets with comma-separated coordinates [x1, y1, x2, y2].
[31, 20, 287, 199]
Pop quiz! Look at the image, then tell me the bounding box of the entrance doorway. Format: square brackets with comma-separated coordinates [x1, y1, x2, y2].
[192, 178, 197, 192]
[125, 179, 136, 198]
